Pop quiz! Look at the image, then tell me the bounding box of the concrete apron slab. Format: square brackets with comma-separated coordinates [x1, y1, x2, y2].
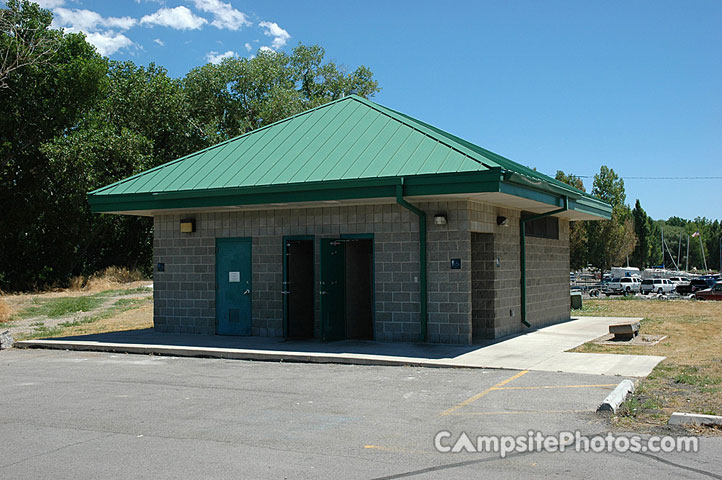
[14, 316, 665, 376]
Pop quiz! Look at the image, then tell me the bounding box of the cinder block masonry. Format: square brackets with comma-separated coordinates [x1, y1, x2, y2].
[153, 199, 570, 344]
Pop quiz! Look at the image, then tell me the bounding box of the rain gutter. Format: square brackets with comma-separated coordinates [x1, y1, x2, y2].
[395, 181, 427, 342]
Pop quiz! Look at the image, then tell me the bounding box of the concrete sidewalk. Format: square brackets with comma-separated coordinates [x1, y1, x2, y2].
[15, 316, 665, 376]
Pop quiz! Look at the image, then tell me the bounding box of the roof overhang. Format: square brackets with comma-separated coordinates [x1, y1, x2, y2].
[88, 168, 612, 221]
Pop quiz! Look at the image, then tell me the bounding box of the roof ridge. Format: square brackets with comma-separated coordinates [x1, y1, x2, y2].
[350, 95, 587, 198]
[89, 96, 356, 195]
[346, 95, 495, 170]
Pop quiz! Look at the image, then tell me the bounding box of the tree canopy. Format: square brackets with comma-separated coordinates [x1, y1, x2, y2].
[1, 1, 717, 290]
[0, 1, 379, 290]
[557, 166, 720, 273]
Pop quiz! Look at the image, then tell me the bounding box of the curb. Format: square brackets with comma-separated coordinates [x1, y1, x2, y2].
[668, 412, 722, 426]
[597, 379, 635, 413]
[13, 339, 488, 370]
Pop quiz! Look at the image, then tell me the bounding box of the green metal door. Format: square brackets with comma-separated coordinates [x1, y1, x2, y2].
[320, 239, 345, 341]
[216, 238, 252, 335]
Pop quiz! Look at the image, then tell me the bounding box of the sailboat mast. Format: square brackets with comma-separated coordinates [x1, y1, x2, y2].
[699, 233, 708, 272]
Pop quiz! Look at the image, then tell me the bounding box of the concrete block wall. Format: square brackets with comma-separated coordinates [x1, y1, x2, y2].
[470, 233, 495, 340]
[525, 219, 571, 328]
[423, 201, 473, 344]
[487, 208, 524, 338]
[153, 200, 475, 343]
[152, 199, 570, 344]
[152, 232, 216, 335]
[468, 203, 571, 339]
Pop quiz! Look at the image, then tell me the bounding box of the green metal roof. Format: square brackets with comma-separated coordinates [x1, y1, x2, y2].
[88, 95, 611, 219]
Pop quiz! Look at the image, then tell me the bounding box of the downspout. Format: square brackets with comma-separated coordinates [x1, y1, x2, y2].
[520, 196, 568, 328]
[395, 182, 427, 342]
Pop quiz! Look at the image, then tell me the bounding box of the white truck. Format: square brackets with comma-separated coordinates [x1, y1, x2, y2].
[605, 276, 641, 296]
[640, 278, 676, 295]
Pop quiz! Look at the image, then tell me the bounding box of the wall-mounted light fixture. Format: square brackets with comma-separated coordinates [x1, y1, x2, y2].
[496, 216, 508, 227]
[180, 218, 196, 233]
[434, 213, 448, 225]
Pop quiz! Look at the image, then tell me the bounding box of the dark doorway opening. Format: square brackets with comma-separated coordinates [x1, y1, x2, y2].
[320, 237, 374, 341]
[284, 238, 314, 338]
[344, 239, 373, 340]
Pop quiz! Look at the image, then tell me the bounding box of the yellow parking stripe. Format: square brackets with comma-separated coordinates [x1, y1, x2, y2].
[440, 370, 529, 416]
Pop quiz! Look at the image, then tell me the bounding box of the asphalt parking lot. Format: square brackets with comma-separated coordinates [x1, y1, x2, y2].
[1, 349, 720, 479]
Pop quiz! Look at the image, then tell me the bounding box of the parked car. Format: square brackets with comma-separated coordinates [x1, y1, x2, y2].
[640, 278, 676, 295]
[694, 282, 722, 301]
[668, 277, 691, 285]
[676, 279, 710, 295]
[605, 277, 641, 296]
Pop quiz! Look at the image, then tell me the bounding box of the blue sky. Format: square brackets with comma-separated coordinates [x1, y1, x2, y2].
[35, 0, 722, 221]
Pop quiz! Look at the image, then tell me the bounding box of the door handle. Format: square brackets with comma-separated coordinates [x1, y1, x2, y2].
[243, 289, 251, 295]
[281, 290, 290, 295]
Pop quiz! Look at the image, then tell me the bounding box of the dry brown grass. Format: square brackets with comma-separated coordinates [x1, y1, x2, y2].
[50, 303, 153, 338]
[575, 300, 722, 364]
[2, 280, 151, 320]
[69, 266, 148, 293]
[573, 298, 722, 434]
[13, 296, 153, 341]
[0, 297, 13, 324]
[68, 276, 86, 291]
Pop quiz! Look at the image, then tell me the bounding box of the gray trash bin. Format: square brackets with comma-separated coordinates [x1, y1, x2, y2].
[570, 291, 583, 310]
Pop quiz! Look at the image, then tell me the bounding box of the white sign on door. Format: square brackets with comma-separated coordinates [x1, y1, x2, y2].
[229, 271, 240, 282]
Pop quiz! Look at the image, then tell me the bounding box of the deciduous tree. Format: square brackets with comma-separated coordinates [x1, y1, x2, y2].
[586, 166, 637, 271]
[0, 0, 58, 89]
[0, 2, 382, 290]
[555, 170, 588, 270]
[0, 3, 106, 289]
[631, 200, 652, 268]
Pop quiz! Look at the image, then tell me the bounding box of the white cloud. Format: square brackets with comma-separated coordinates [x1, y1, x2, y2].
[53, 8, 137, 32]
[153, 38, 165, 46]
[35, 0, 66, 8]
[258, 21, 290, 50]
[105, 16, 138, 30]
[206, 50, 236, 64]
[52, 8, 102, 31]
[141, 6, 207, 30]
[258, 45, 274, 54]
[47, 6, 137, 56]
[244, 42, 252, 52]
[190, 0, 251, 30]
[85, 31, 134, 56]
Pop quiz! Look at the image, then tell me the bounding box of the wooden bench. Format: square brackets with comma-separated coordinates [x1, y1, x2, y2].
[608, 321, 640, 340]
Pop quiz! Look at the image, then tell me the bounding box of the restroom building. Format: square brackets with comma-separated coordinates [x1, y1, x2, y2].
[88, 95, 611, 344]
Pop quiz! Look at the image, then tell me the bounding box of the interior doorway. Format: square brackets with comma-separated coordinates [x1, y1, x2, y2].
[283, 237, 314, 338]
[320, 237, 374, 341]
[345, 239, 373, 339]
